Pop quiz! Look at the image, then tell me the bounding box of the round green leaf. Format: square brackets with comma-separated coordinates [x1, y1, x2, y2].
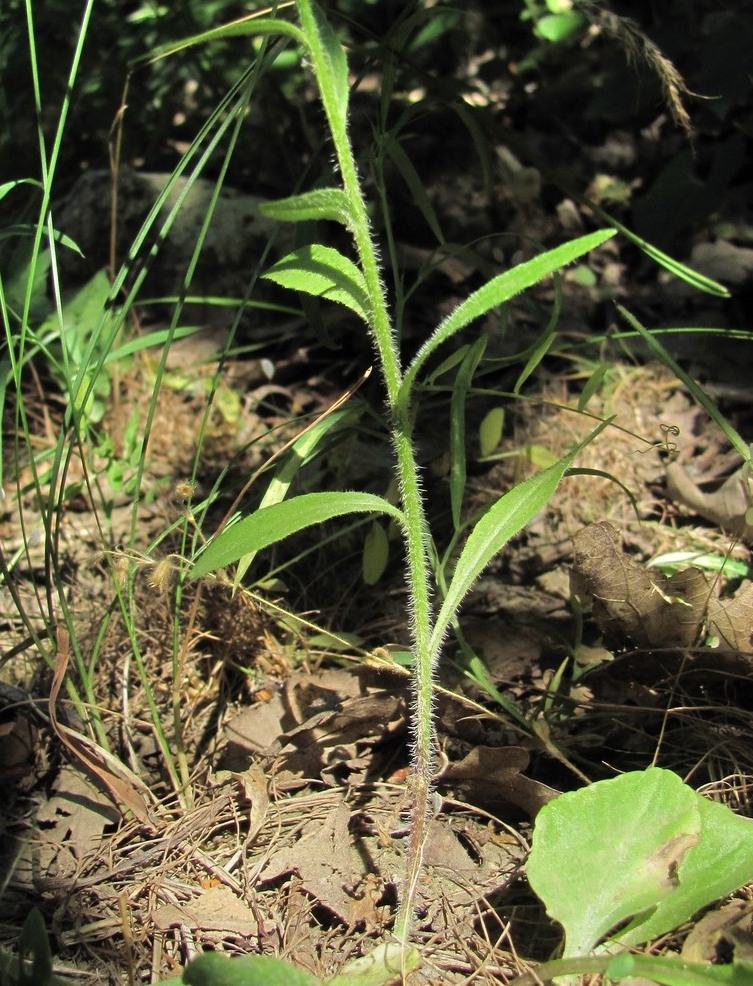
[527, 768, 701, 957]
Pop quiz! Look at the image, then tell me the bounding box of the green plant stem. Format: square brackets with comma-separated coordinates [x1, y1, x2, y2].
[296, 0, 438, 943]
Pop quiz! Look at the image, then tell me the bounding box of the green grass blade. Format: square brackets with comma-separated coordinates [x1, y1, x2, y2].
[450, 337, 486, 529]
[262, 244, 371, 322]
[383, 133, 444, 243]
[401, 229, 615, 401]
[596, 205, 730, 298]
[190, 492, 406, 579]
[616, 304, 750, 462]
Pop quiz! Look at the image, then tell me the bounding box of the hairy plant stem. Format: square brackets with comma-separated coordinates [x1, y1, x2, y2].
[296, 0, 438, 943]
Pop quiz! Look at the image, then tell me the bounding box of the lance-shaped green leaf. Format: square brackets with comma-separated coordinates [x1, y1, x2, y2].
[449, 337, 486, 529]
[262, 244, 370, 323]
[310, 2, 350, 128]
[259, 188, 354, 228]
[233, 408, 355, 587]
[429, 419, 608, 654]
[190, 492, 405, 579]
[139, 17, 305, 64]
[400, 229, 615, 403]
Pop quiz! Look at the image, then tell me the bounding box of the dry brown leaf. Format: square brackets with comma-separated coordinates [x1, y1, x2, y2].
[666, 461, 753, 543]
[571, 522, 710, 648]
[153, 885, 258, 937]
[223, 666, 405, 784]
[51, 628, 159, 830]
[258, 802, 383, 928]
[438, 745, 558, 818]
[708, 582, 753, 654]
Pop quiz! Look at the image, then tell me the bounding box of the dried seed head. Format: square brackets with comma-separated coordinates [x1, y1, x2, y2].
[113, 553, 131, 587]
[175, 478, 197, 501]
[146, 557, 174, 593]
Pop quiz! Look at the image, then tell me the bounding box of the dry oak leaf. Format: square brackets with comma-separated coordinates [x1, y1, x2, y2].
[571, 521, 711, 649]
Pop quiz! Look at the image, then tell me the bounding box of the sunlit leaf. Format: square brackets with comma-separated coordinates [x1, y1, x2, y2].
[259, 188, 353, 228]
[262, 244, 370, 323]
[190, 492, 405, 579]
[401, 229, 615, 401]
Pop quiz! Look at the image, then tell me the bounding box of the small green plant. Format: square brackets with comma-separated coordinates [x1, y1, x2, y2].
[184, 0, 613, 951]
[0, 910, 72, 986]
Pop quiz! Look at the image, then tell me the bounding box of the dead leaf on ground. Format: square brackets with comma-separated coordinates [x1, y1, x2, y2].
[666, 461, 753, 543]
[438, 745, 558, 818]
[258, 802, 385, 929]
[153, 884, 258, 939]
[571, 522, 710, 648]
[572, 522, 753, 657]
[223, 666, 406, 786]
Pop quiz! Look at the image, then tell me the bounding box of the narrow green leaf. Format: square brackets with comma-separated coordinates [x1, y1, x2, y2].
[450, 337, 486, 529]
[578, 362, 608, 411]
[616, 304, 749, 462]
[383, 134, 444, 243]
[233, 408, 354, 586]
[401, 229, 615, 401]
[190, 492, 405, 579]
[262, 244, 370, 323]
[259, 189, 353, 228]
[137, 17, 305, 64]
[595, 205, 729, 298]
[430, 419, 608, 653]
[311, 3, 349, 126]
[0, 178, 43, 203]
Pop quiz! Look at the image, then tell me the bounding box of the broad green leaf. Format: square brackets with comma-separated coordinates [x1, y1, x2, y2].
[190, 492, 405, 579]
[362, 520, 389, 585]
[450, 337, 486, 529]
[401, 229, 615, 401]
[527, 768, 702, 958]
[262, 244, 370, 323]
[429, 419, 607, 654]
[259, 189, 353, 228]
[617, 304, 749, 462]
[181, 951, 321, 986]
[618, 791, 753, 946]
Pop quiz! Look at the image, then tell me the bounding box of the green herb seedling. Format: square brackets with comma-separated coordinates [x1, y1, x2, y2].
[184, 0, 614, 953]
